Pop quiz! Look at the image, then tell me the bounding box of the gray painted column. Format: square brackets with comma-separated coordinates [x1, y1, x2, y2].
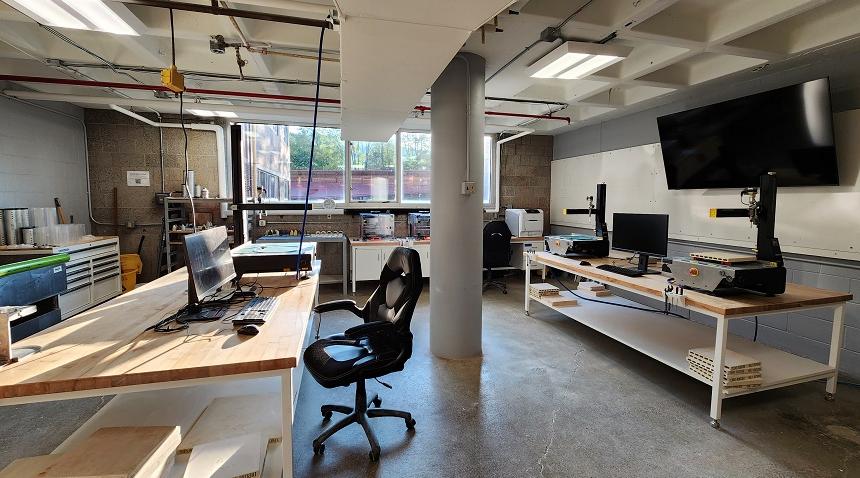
[429, 53, 485, 359]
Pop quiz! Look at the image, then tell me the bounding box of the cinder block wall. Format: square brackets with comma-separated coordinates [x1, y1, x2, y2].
[497, 134, 552, 232]
[85, 109, 227, 282]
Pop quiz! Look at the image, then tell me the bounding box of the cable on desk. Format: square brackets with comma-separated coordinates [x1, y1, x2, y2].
[554, 275, 688, 321]
[754, 316, 759, 342]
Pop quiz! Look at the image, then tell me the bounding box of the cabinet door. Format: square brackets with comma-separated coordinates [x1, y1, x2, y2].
[415, 245, 431, 278]
[354, 248, 382, 281]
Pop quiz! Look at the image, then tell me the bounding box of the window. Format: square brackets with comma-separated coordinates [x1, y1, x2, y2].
[238, 123, 497, 209]
[288, 126, 345, 202]
[400, 131, 432, 202]
[239, 123, 345, 203]
[349, 135, 396, 202]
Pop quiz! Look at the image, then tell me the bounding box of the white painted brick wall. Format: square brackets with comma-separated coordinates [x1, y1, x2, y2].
[0, 96, 89, 228]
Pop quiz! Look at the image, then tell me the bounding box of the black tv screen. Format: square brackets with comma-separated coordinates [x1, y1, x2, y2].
[657, 78, 839, 189]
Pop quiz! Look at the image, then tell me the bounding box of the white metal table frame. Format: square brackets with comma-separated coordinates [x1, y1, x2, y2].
[524, 253, 846, 429]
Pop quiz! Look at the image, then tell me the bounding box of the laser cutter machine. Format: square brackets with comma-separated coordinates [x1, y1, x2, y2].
[544, 183, 610, 258]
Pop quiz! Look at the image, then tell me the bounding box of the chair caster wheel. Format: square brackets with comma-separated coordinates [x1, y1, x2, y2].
[313, 442, 325, 455]
[406, 418, 416, 430]
[372, 397, 382, 407]
[825, 392, 835, 401]
[322, 411, 332, 421]
[710, 419, 720, 429]
[369, 450, 380, 462]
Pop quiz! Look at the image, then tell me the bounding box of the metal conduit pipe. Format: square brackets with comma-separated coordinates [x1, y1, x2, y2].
[109, 0, 334, 29]
[0, 75, 572, 123]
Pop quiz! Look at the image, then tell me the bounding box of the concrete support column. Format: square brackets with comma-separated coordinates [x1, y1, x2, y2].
[429, 53, 485, 359]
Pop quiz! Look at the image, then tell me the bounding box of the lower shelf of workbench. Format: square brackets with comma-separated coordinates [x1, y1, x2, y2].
[531, 293, 835, 398]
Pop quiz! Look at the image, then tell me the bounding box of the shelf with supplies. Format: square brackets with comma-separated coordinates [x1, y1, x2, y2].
[161, 197, 234, 275]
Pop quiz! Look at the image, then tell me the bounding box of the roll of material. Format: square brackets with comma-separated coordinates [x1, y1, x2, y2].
[29, 207, 60, 227]
[33, 224, 86, 246]
[20, 226, 35, 244]
[185, 170, 195, 198]
[2, 208, 30, 246]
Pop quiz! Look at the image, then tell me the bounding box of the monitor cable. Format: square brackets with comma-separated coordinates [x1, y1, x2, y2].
[554, 275, 688, 321]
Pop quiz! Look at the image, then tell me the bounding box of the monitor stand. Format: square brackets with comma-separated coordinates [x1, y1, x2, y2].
[637, 254, 663, 275]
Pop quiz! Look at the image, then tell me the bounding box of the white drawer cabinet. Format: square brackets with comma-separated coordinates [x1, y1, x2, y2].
[350, 244, 399, 293]
[413, 244, 431, 278]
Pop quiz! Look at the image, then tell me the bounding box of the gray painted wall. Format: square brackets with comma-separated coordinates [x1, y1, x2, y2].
[549, 46, 860, 379]
[0, 93, 89, 229]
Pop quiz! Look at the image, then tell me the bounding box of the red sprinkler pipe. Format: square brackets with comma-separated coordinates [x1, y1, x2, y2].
[0, 74, 570, 123]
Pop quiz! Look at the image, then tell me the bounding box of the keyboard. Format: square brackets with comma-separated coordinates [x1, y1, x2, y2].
[232, 296, 278, 325]
[595, 264, 644, 277]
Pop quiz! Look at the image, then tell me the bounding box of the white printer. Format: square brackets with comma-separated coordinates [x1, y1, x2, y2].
[504, 208, 544, 237]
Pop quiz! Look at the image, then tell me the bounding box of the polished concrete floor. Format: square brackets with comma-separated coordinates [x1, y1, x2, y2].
[2, 277, 859, 477]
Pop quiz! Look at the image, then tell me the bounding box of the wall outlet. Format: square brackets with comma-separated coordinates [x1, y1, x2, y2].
[257, 219, 267, 227]
[461, 181, 477, 195]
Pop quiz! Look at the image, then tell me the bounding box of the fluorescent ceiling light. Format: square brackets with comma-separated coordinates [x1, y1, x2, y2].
[531, 52, 588, 78]
[557, 55, 623, 80]
[526, 41, 632, 80]
[62, 0, 138, 35]
[188, 109, 238, 118]
[4, 0, 138, 35]
[4, 0, 87, 29]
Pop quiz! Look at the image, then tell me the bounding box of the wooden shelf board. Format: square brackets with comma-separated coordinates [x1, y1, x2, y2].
[534, 294, 835, 395]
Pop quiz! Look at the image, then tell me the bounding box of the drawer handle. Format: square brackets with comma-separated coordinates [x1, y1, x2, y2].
[94, 272, 120, 283]
[61, 282, 91, 295]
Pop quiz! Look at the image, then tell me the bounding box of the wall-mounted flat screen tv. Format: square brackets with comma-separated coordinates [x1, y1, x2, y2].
[657, 78, 839, 189]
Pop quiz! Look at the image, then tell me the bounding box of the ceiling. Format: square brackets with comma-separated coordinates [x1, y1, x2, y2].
[1, 0, 859, 137]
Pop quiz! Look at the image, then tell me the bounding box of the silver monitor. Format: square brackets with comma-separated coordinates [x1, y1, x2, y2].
[183, 226, 236, 306]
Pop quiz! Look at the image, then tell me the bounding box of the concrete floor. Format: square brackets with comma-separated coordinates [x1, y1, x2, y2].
[2, 277, 859, 477]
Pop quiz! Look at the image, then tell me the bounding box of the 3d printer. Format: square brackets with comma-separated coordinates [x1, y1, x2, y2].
[669, 172, 787, 295]
[545, 183, 610, 258]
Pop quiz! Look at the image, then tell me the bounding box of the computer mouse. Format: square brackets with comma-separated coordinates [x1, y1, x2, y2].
[237, 324, 261, 336]
[580, 260, 592, 266]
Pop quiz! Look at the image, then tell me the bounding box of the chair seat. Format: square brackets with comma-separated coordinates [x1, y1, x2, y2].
[304, 334, 399, 388]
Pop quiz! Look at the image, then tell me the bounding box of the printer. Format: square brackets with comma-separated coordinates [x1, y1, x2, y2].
[505, 209, 543, 237]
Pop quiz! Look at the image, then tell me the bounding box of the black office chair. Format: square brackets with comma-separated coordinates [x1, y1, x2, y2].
[483, 220, 513, 294]
[305, 247, 423, 462]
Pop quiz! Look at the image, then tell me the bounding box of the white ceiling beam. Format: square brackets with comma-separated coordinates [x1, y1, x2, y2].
[706, 0, 832, 45]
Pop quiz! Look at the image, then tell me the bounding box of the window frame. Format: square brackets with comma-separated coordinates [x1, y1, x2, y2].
[236, 122, 499, 211]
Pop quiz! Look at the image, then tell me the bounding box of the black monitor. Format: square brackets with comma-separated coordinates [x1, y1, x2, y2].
[612, 213, 669, 274]
[183, 226, 236, 308]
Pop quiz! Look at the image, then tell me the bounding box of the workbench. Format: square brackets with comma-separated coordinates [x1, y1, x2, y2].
[525, 251, 852, 428]
[0, 261, 320, 477]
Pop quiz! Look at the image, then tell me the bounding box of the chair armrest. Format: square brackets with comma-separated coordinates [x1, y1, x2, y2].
[314, 300, 363, 318]
[344, 320, 395, 338]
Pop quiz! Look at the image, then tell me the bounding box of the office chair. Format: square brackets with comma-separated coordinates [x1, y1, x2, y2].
[305, 247, 423, 462]
[483, 220, 513, 294]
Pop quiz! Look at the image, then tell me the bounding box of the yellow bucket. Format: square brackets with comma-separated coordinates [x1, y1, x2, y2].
[121, 270, 138, 293]
[120, 254, 142, 273]
[120, 254, 142, 293]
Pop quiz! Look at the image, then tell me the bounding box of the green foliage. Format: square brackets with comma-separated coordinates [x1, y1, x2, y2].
[289, 126, 345, 171]
[401, 132, 431, 171]
[350, 136, 396, 170]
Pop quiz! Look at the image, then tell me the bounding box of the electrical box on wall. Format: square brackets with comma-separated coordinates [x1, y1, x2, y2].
[461, 181, 477, 195]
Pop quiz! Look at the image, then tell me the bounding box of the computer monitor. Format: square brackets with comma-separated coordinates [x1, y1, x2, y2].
[612, 213, 669, 274]
[183, 226, 236, 308]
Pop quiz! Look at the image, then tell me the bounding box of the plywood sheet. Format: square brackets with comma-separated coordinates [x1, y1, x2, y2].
[42, 426, 180, 478]
[178, 394, 282, 455]
[0, 454, 63, 478]
[183, 433, 265, 478]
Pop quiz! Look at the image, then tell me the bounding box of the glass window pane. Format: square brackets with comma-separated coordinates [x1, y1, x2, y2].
[240, 124, 345, 202]
[483, 135, 493, 205]
[288, 126, 345, 202]
[401, 131, 432, 202]
[350, 135, 396, 201]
